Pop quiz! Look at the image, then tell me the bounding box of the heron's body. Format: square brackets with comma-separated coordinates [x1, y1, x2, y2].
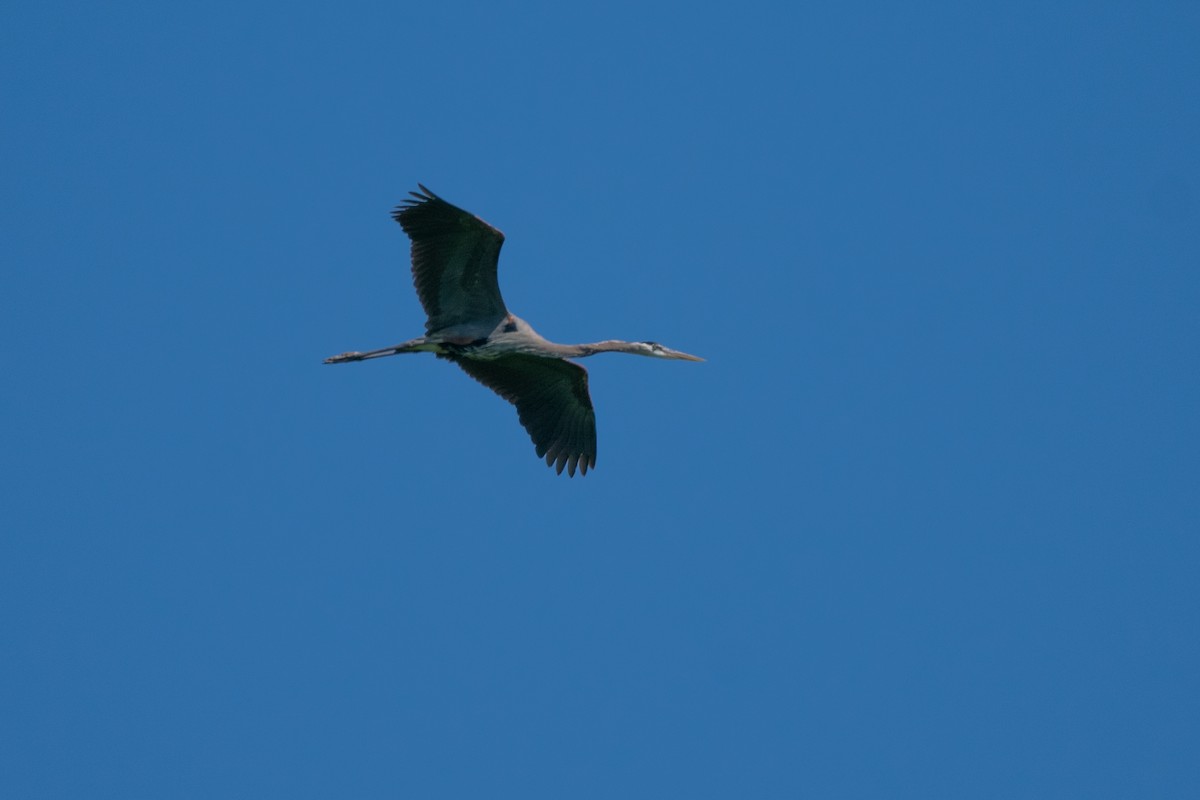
[325, 185, 702, 476]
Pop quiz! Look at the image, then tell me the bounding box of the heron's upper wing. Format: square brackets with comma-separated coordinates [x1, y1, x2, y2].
[394, 185, 508, 334]
[445, 353, 597, 477]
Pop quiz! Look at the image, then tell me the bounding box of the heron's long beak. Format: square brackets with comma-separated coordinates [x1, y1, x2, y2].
[663, 347, 705, 362]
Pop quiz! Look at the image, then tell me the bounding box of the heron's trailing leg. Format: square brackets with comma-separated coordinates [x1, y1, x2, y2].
[324, 338, 432, 364]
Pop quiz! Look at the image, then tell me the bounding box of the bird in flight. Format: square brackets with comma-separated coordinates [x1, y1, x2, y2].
[325, 185, 702, 476]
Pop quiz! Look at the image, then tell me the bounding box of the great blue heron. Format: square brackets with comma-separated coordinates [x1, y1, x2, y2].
[325, 185, 702, 476]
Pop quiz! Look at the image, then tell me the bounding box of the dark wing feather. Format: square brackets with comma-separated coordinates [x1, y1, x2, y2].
[444, 353, 597, 476]
[393, 185, 508, 334]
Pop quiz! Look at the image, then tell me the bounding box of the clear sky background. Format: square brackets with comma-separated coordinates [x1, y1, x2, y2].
[3, 2, 1198, 797]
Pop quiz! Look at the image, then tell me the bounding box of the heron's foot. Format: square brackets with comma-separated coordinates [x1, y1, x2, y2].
[324, 351, 363, 364]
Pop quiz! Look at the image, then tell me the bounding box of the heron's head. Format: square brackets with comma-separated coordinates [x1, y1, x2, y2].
[633, 341, 705, 362]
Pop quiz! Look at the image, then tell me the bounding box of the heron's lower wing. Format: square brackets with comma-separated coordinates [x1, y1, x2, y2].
[445, 353, 597, 477]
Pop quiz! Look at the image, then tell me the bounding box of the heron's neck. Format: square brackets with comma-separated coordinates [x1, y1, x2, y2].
[570, 340, 640, 357]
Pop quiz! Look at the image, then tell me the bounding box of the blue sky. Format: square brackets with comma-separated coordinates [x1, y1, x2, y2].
[3, 1, 1198, 797]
